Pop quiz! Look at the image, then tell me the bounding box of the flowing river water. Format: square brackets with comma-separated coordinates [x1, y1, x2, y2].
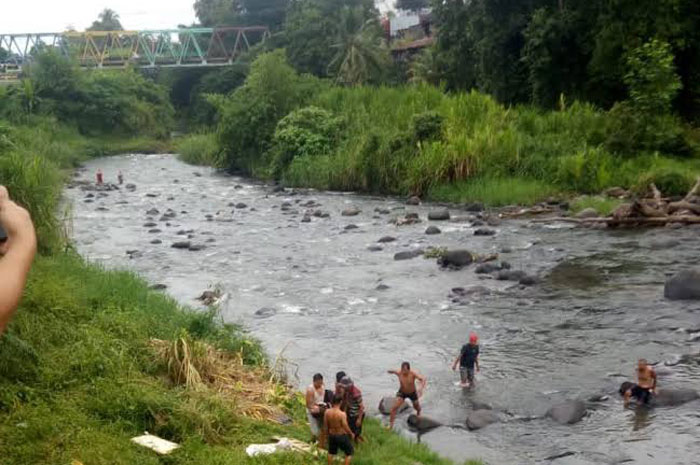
[65, 154, 700, 465]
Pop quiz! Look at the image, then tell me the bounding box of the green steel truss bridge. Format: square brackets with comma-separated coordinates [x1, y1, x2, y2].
[0, 26, 270, 80]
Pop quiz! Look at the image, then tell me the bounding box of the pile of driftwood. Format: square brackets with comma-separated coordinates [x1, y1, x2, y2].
[579, 178, 700, 227]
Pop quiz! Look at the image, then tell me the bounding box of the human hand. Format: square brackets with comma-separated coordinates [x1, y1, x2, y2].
[356, 417, 361, 427]
[0, 186, 36, 256]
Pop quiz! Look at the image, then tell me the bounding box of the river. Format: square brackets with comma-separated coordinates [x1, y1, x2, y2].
[65, 154, 700, 465]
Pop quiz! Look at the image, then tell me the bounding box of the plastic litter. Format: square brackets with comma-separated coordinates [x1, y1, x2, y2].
[131, 432, 180, 455]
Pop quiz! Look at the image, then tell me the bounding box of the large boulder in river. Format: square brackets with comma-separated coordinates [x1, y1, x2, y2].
[379, 397, 410, 415]
[466, 409, 498, 431]
[342, 207, 361, 217]
[438, 250, 474, 269]
[653, 389, 700, 406]
[546, 400, 587, 425]
[428, 209, 450, 221]
[425, 226, 441, 235]
[394, 250, 423, 261]
[664, 270, 700, 300]
[406, 196, 421, 206]
[407, 414, 441, 433]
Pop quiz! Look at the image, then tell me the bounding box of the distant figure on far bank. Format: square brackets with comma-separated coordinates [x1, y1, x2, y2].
[96, 169, 104, 185]
[323, 395, 354, 465]
[388, 362, 427, 429]
[117, 170, 124, 185]
[623, 359, 657, 406]
[452, 332, 480, 388]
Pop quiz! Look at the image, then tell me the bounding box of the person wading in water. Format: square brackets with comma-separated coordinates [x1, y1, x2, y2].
[452, 332, 480, 388]
[623, 359, 657, 406]
[387, 361, 427, 429]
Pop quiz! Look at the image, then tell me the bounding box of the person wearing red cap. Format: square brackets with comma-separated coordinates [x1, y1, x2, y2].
[452, 332, 480, 388]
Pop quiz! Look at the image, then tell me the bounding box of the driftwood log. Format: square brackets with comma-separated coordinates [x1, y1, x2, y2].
[537, 178, 700, 228]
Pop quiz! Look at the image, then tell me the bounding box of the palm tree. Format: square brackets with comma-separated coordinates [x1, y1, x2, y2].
[328, 8, 389, 86]
[88, 8, 123, 31]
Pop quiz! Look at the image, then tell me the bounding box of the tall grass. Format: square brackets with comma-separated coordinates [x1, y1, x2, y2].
[175, 133, 220, 166]
[429, 177, 560, 206]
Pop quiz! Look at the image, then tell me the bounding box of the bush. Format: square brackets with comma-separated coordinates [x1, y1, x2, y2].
[633, 168, 695, 197]
[270, 106, 342, 175]
[411, 111, 444, 142]
[175, 134, 220, 166]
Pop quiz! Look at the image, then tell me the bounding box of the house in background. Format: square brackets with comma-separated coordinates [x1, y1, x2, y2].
[382, 9, 433, 61]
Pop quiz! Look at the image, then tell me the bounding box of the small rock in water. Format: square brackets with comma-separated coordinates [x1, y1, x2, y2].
[145, 193, 158, 198]
[143, 222, 157, 227]
[425, 226, 441, 235]
[376, 284, 390, 291]
[394, 250, 423, 261]
[406, 196, 421, 205]
[188, 244, 206, 252]
[664, 270, 700, 300]
[519, 275, 539, 286]
[313, 210, 330, 218]
[439, 250, 474, 269]
[428, 209, 450, 221]
[342, 207, 361, 217]
[254, 307, 277, 318]
[148, 229, 162, 234]
[150, 239, 162, 244]
[149, 284, 167, 290]
[345, 224, 359, 230]
[474, 228, 496, 236]
[301, 215, 312, 223]
[500, 246, 513, 253]
[235, 203, 247, 209]
[496, 270, 527, 282]
[466, 202, 484, 212]
[171, 241, 191, 249]
[146, 208, 159, 216]
[367, 245, 383, 252]
[405, 212, 419, 220]
[378, 236, 396, 243]
[125, 183, 136, 190]
[193, 172, 202, 177]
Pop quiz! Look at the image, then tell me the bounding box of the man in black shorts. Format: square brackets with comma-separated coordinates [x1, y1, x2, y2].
[387, 362, 427, 429]
[451, 332, 480, 388]
[323, 395, 354, 465]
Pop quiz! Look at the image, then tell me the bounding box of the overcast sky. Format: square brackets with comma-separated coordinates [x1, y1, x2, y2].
[0, 0, 394, 34]
[0, 0, 198, 34]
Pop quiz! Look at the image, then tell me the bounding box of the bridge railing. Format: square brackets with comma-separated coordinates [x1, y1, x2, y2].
[0, 26, 270, 70]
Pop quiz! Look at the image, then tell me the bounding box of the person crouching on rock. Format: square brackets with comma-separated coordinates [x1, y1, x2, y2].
[324, 395, 354, 465]
[338, 376, 365, 443]
[96, 169, 103, 185]
[621, 359, 657, 406]
[388, 361, 427, 429]
[452, 332, 480, 388]
[306, 373, 329, 442]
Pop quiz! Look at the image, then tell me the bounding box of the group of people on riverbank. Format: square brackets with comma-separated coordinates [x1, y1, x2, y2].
[307, 333, 481, 464]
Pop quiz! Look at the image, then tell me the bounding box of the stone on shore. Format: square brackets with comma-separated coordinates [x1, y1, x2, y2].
[546, 400, 587, 425]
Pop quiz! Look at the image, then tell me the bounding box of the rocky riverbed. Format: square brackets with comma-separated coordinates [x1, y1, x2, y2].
[66, 154, 700, 465]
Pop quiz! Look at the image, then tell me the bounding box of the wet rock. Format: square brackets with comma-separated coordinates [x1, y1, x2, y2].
[193, 172, 202, 177]
[475, 263, 500, 274]
[405, 212, 419, 220]
[378, 236, 396, 243]
[188, 244, 206, 252]
[84, 199, 94, 203]
[664, 270, 700, 300]
[146, 208, 159, 216]
[272, 185, 285, 193]
[125, 183, 136, 190]
[85, 193, 95, 198]
[546, 400, 587, 425]
[149, 284, 167, 290]
[394, 250, 423, 261]
[150, 239, 162, 244]
[235, 202, 247, 209]
[313, 210, 330, 218]
[406, 196, 421, 206]
[652, 389, 699, 406]
[125, 249, 141, 257]
[575, 208, 599, 219]
[301, 215, 312, 223]
[96, 207, 109, 211]
[376, 284, 390, 291]
[345, 224, 359, 230]
[650, 239, 681, 249]
[438, 250, 474, 269]
[146, 193, 158, 198]
[519, 275, 539, 286]
[254, 307, 277, 318]
[500, 246, 513, 254]
[281, 201, 292, 208]
[171, 241, 191, 249]
[466, 202, 484, 212]
[407, 414, 441, 433]
[474, 228, 496, 236]
[425, 226, 441, 235]
[367, 245, 383, 252]
[451, 286, 491, 297]
[466, 409, 498, 431]
[428, 209, 450, 221]
[148, 229, 162, 234]
[234, 184, 243, 189]
[197, 290, 220, 305]
[379, 397, 410, 415]
[496, 270, 527, 282]
[205, 238, 216, 243]
[143, 222, 157, 227]
[342, 207, 361, 217]
[375, 208, 391, 215]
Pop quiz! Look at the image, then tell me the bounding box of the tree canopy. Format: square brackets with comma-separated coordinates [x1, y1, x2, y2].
[87, 8, 123, 31]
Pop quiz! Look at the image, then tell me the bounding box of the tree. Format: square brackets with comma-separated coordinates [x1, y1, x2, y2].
[395, 0, 428, 12]
[88, 8, 123, 31]
[194, 0, 289, 29]
[328, 7, 389, 85]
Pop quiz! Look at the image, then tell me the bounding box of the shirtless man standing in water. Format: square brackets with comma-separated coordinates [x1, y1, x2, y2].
[388, 362, 427, 429]
[323, 395, 354, 465]
[623, 359, 657, 406]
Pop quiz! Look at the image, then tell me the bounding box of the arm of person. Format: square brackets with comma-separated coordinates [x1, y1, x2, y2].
[356, 397, 365, 425]
[323, 410, 329, 435]
[623, 389, 631, 407]
[651, 369, 657, 393]
[305, 387, 316, 411]
[0, 188, 37, 334]
[341, 413, 354, 438]
[387, 369, 398, 376]
[452, 354, 461, 371]
[414, 371, 427, 394]
[475, 354, 480, 372]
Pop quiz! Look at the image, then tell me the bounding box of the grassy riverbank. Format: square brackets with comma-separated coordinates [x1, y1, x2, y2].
[1, 116, 482, 464]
